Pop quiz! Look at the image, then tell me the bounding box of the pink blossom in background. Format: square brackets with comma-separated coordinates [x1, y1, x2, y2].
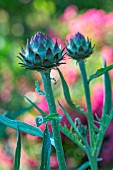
[60, 66, 79, 86]
[0, 144, 13, 169]
[101, 46, 113, 65]
[67, 9, 106, 41]
[59, 59, 79, 86]
[0, 88, 11, 102]
[82, 82, 104, 117]
[100, 121, 113, 164]
[62, 8, 113, 47]
[91, 82, 104, 116]
[16, 75, 34, 95]
[60, 5, 78, 22]
[0, 80, 13, 101]
[23, 114, 45, 140]
[50, 155, 58, 168]
[26, 157, 38, 168]
[37, 98, 49, 113]
[104, 12, 113, 38]
[101, 45, 113, 79]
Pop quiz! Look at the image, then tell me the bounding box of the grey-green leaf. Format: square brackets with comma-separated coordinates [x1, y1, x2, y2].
[14, 125, 21, 170]
[88, 64, 113, 82]
[24, 96, 47, 117]
[57, 68, 86, 116]
[40, 123, 51, 170]
[0, 115, 43, 137]
[102, 58, 112, 116]
[0, 106, 32, 138]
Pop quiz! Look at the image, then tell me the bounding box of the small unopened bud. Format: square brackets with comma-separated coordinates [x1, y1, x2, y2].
[66, 32, 94, 61]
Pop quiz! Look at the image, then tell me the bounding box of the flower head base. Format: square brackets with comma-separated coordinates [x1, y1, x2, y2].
[66, 32, 94, 61]
[18, 33, 65, 72]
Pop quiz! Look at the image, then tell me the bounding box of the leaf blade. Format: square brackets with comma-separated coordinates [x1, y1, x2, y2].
[24, 96, 47, 117]
[14, 125, 21, 170]
[40, 123, 51, 170]
[88, 64, 113, 82]
[0, 115, 43, 137]
[0, 106, 32, 138]
[57, 68, 86, 116]
[102, 58, 112, 116]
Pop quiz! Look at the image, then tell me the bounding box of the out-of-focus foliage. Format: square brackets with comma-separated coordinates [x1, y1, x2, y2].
[1, 0, 113, 169]
[0, 0, 57, 112]
[53, 0, 113, 15]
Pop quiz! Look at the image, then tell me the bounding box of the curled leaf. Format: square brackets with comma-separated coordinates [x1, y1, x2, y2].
[35, 116, 44, 126]
[35, 80, 45, 95]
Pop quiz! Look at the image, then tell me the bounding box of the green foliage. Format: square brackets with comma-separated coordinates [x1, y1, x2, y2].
[40, 123, 51, 170]
[102, 58, 112, 116]
[57, 68, 86, 116]
[14, 126, 21, 170]
[58, 101, 87, 150]
[24, 96, 47, 117]
[0, 114, 43, 137]
[0, 105, 32, 138]
[53, 0, 113, 16]
[88, 64, 113, 82]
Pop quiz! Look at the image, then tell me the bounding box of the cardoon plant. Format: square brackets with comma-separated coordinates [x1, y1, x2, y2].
[0, 31, 113, 170]
[19, 32, 66, 170]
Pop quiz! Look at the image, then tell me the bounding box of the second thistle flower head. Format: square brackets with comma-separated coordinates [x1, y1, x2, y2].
[18, 33, 65, 72]
[66, 32, 94, 61]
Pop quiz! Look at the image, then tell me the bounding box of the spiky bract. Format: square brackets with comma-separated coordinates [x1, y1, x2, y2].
[66, 32, 94, 61]
[18, 33, 65, 72]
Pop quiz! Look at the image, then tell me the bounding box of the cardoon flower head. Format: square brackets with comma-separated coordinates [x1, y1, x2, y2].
[18, 32, 65, 72]
[66, 32, 94, 61]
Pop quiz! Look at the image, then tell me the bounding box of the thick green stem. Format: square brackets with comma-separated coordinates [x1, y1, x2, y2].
[88, 154, 98, 170]
[78, 61, 95, 148]
[78, 61, 98, 170]
[41, 71, 66, 170]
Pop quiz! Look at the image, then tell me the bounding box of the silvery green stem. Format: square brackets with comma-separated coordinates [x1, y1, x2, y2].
[78, 61, 98, 170]
[78, 60, 94, 148]
[41, 71, 66, 170]
[87, 153, 98, 170]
